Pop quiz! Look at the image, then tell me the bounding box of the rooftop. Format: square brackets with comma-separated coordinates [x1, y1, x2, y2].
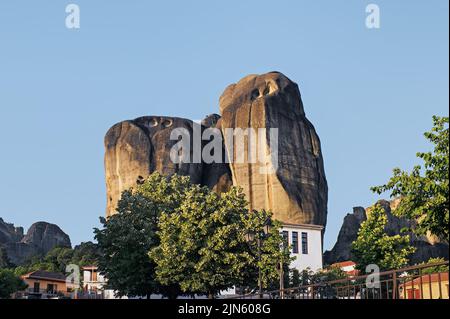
[22, 270, 67, 283]
[332, 261, 356, 268]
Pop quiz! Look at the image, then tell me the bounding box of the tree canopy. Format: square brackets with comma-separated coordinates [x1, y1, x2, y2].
[419, 257, 449, 275]
[0, 247, 12, 269]
[351, 204, 415, 271]
[0, 269, 27, 299]
[150, 185, 289, 298]
[371, 116, 449, 240]
[94, 173, 170, 298]
[13, 242, 100, 277]
[95, 172, 289, 299]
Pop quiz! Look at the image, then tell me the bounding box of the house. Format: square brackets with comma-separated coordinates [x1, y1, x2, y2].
[81, 266, 120, 299]
[331, 261, 359, 276]
[399, 272, 449, 299]
[20, 270, 71, 299]
[82, 266, 103, 293]
[281, 223, 323, 272]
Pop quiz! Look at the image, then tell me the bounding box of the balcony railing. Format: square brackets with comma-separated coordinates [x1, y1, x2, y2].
[16, 288, 106, 299]
[13, 288, 70, 299]
[232, 260, 449, 299]
[26, 288, 63, 294]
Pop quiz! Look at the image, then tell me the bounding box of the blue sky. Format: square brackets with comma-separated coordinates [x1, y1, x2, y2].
[0, 1, 448, 250]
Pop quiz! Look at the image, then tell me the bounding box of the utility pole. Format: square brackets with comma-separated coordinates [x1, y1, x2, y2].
[279, 260, 284, 299]
[258, 235, 263, 299]
[246, 213, 272, 300]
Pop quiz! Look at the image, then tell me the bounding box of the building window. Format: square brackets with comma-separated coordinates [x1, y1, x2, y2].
[292, 231, 299, 254]
[47, 284, 57, 294]
[282, 231, 289, 249]
[301, 232, 308, 254]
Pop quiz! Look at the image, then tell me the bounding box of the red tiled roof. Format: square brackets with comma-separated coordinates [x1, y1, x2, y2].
[347, 269, 360, 276]
[332, 261, 356, 268]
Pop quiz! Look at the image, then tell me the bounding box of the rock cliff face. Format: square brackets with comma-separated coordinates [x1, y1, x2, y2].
[0, 218, 23, 244]
[219, 72, 328, 227]
[0, 218, 71, 266]
[104, 72, 327, 229]
[323, 200, 449, 265]
[322, 207, 366, 264]
[20, 222, 71, 255]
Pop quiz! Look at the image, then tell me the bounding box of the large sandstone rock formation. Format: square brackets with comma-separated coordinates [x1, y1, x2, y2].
[0, 218, 71, 266]
[104, 72, 327, 230]
[20, 222, 71, 255]
[219, 72, 328, 227]
[104, 115, 232, 216]
[323, 200, 449, 266]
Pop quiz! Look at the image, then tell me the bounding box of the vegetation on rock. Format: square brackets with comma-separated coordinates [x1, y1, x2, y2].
[351, 204, 415, 271]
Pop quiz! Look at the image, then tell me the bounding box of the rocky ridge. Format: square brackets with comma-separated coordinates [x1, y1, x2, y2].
[323, 200, 449, 266]
[0, 218, 71, 266]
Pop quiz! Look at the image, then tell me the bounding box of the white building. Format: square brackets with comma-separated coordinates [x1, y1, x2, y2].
[82, 266, 122, 299]
[280, 223, 323, 273]
[220, 223, 323, 298]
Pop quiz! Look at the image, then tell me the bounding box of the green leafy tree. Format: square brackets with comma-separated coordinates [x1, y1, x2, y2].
[242, 209, 293, 292]
[71, 242, 101, 267]
[351, 204, 416, 271]
[94, 173, 185, 299]
[0, 247, 12, 269]
[284, 267, 348, 298]
[41, 247, 74, 273]
[13, 243, 100, 278]
[299, 267, 315, 286]
[13, 267, 27, 277]
[94, 193, 160, 298]
[290, 269, 301, 287]
[419, 257, 449, 275]
[149, 178, 289, 298]
[312, 266, 348, 284]
[311, 266, 349, 298]
[95, 172, 291, 298]
[0, 269, 27, 299]
[372, 116, 449, 240]
[14, 260, 59, 276]
[150, 185, 247, 298]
